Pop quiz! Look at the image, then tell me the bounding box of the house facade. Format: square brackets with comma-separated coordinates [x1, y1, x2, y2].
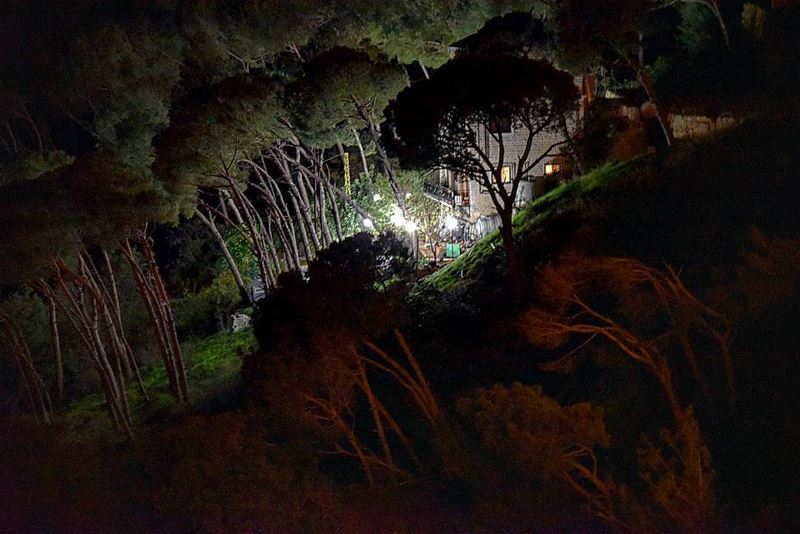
[424, 75, 588, 241]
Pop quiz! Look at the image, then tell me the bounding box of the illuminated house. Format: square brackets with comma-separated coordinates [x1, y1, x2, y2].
[423, 75, 590, 239]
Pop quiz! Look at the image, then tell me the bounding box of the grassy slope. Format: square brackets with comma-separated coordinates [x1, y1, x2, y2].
[65, 329, 256, 440]
[416, 116, 800, 519]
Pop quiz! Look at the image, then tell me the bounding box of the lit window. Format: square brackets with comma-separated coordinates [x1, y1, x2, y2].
[501, 165, 512, 183]
[545, 163, 562, 175]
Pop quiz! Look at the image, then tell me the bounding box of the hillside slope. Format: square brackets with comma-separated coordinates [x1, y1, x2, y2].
[414, 114, 800, 523]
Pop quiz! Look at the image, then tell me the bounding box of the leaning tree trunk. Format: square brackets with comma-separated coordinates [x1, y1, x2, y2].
[84, 250, 148, 399]
[266, 172, 302, 269]
[47, 257, 133, 437]
[195, 204, 252, 304]
[0, 311, 53, 424]
[33, 281, 63, 406]
[270, 147, 321, 256]
[316, 180, 333, 247]
[322, 150, 344, 240]
[222, 172, 276, 290]
[349, 122, 370, 177]
[121, 233, 189, 405]
[627, 36, 672, 149]
[355, 102, 409, 216]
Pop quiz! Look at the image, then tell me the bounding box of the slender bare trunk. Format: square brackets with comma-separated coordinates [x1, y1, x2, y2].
[223, 173, 275, 290]
[121, 236, 188, 406]
[500, 209, 525, 298]
[628, 38, 672, 148]
[138, 233, 188, 403]
[273, 185, 302, 269]
[350, 123, 370, 176]
[355, 103, 408, 216]
[289, 192, 313, 265]
[317, 181, 332, 247]
[0, 311, 53, 424]
[196, 205, 252, 303]
[33, 283, 64, 406]
[47, 258, 133, 437]
[420, 63, 430, 79]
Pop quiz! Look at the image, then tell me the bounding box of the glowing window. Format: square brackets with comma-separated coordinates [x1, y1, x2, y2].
[545, 163, 562, 175]
[501, 165, 512, 183]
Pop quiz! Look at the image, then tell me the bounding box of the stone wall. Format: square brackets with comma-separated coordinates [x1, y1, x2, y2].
[667, 112, 740, 139]
[617, 105, 742, 140]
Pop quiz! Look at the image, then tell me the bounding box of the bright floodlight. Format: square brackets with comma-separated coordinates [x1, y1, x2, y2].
[363, 218, 374, 229]
[444, 215, 458, 231]
[389, 206, 405, 227]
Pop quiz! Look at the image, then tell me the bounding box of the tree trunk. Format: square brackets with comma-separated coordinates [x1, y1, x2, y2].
[420, 63, 430, 79]
[223, 173, 275, 291]
[350, 124, 370, 176]
[629, 38, 672, 149]
[324, 154, 344, 241]
[0, 311, 53, 424]
[196, 206, 252, 304]
[634, 66, 672, 149]
[317, 181, 332, 247]
[121, 236, 189, 406]
[90, 250, 149, 400]
[499, 210, 525, 297]
[296, 170, 323, 252]
[49, 258, 133, 436]
[289, 192, 313, 265]
[34, 284, 64, 406]
[358, 105, 409, 216]
[138, 233, 189, 404]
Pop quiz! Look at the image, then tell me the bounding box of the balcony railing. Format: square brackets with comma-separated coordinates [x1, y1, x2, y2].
[423, 181, 456, 206]
[423, 181, 471, 217]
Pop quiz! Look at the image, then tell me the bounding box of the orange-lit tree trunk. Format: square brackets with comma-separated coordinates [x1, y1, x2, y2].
[47, 257, 133, 437]
[83, 250, 149, 401]
[0, 310, 53, 424]
[32, 280, 63, 406]
[121, 232, 189, 405]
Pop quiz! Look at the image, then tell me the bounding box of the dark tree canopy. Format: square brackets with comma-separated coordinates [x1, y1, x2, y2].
[453, 10, 555, 59]
[154, 73, 287, 218]
[286, 47, 408, 147]
[385, 55, 578, 180]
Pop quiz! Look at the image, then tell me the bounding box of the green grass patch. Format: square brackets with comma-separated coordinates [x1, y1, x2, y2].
[64, 329, 256, 441]
[426, 160, 635, 290]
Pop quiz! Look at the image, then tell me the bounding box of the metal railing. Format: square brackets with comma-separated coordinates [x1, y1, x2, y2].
[423, 181, 456, 205]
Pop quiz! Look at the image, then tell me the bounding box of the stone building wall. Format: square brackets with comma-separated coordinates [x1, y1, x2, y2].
[467, 111, 577, 220]
[617, 104, 742, 140]
[667, 112, 740, 139]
